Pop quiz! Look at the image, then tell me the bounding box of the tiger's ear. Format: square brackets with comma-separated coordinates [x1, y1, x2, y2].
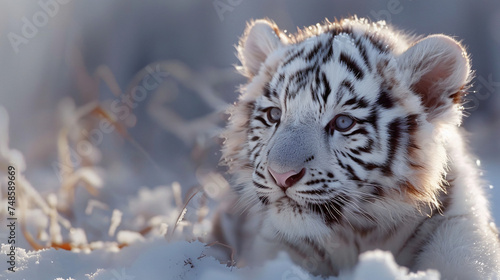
[397, 35, 471, 122]
[237, 19, 285, 78]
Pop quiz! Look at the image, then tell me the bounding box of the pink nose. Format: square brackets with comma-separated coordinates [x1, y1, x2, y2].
[268, 167, 306, 189]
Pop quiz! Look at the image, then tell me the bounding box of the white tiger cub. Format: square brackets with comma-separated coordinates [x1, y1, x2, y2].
[215, 17, 500, 279]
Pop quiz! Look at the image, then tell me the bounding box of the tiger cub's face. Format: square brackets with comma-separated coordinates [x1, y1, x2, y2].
[222, 18, 470, 240]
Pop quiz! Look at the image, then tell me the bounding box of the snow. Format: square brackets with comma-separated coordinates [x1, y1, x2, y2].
[0, 239, 440, 280]
[352, 251, 439, 280]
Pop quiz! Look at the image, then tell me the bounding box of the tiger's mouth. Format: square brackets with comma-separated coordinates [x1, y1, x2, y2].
[262, 190, 349, 240]
[266, 177, 349, 225]
[275, 196, 299, 207]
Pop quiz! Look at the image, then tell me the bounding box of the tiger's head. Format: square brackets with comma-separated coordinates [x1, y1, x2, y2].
[222, 17, 470, 240]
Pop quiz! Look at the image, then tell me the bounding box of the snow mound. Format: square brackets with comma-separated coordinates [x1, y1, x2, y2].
[1, 239, 439, 280]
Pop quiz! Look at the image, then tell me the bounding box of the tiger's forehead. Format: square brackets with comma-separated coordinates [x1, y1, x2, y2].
[264, 31, 385, 116]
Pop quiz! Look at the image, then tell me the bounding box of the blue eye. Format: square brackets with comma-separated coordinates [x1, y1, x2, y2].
[332, 114, 356, 132]
[266, 107, 282, 123]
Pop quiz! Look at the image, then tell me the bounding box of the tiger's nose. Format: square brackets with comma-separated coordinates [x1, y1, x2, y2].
[268, 167, 306, 189]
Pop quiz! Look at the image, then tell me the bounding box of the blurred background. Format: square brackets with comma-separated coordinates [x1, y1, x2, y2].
[0, 0, 499, 227]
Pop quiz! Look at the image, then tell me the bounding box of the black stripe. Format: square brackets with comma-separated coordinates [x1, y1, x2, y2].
[252, 152, 260, 162]
[288, 66, 315, 96]
[321, 72, 331, 104]
[376, 91, 394, 109]
[277, 74, 285, 84]
[311, 68, 320, 103]
[347, 153, 378, 171]
[282, 49, 305, 67]
[358, 139, 374, 153]
[258, 195, 270, 205]
[344, 97, 357, 106]
[346, 164, 361, 181]
[382, 118, 402, 176]
[364, 163, 379, 171]
[284, 82, 290, 103]
[368, 108, 379, 132]
[354, 38, 372, 72]
[406, 114, 419, 134]
[254, 116, 270, 127]
[322, 43, 334, 63]
[352, 97, 369, 109]
[254, 181, 271, 189]
[295, 66, 315, 76]
[343, 128, 369, 137]
[357, 108, 379, 131]
[263, 83, 272, 98]
[339, 52, 364, 80]
[366, 33, 388, 53]
[249, 142, 262, 157]
[255, 171, 266, 180]
[335, 151, 346, 169]
[339, 79, 355, 104]
[350, 148, 361, 155]
[341, 79, 354, 92]
[305, 42, 323, 61]
[296, 188, 333, 195]
[250, 136, 260, 141]
[305, 178, 330, 186]
[310, 83, 318, 103]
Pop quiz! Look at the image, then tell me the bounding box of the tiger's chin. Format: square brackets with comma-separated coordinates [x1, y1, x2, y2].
[261, 199, 333, 241]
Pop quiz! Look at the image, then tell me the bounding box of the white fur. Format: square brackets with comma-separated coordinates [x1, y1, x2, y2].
[216, 17, 500, 278]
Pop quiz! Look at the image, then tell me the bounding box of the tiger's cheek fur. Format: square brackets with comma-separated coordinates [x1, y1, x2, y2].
[377, 65, 447, 206]
[222, 48, 288, 176]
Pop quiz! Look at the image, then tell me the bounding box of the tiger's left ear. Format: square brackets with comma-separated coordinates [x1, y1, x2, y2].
[237, 19, 286, 79]
[397, 35, 471, 122]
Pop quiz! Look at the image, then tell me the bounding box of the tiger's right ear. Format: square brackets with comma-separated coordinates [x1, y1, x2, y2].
[237, 19, 286, 78]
